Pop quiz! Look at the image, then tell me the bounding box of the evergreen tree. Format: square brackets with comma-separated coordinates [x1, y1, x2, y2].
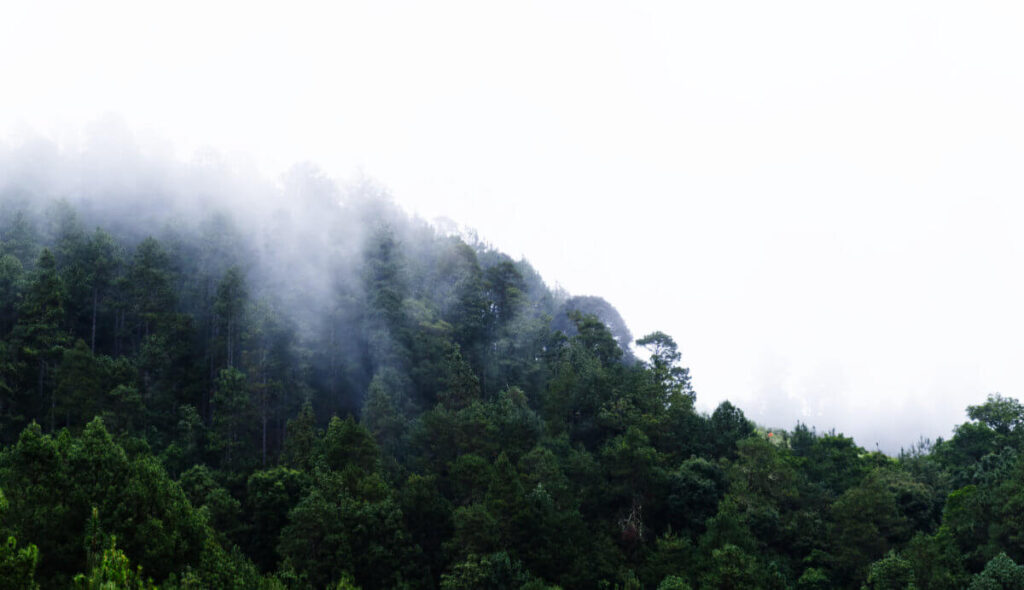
[10, 249, 69, 432]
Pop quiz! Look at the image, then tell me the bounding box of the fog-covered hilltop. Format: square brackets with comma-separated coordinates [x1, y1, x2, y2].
[2, 141, 1024, 589]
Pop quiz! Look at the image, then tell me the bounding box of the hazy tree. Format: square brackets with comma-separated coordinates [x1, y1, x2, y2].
[211, 367, 254, 470]
[0, 211, 40, 270]
[438, 344, 481, 411]
[484, 260, 525, 330]
[83, 229, 122, 353]
[125, 237, 176, 349]
[11, 249, 69, 432]
[0, 254, 23, 337]
[214, 266, 247, 370]
[637, 331, 693, 402]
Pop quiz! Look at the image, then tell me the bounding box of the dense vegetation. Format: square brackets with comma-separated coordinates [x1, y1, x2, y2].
[2, 166, 1024, 589]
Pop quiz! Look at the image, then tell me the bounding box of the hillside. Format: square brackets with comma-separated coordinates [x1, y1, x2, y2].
[2, 158, 1024, 589]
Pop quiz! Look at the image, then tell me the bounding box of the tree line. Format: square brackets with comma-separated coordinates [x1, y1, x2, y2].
[2, 195, 1024, 589]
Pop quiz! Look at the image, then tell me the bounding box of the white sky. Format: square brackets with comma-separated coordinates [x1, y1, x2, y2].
[3, 1, 1024, 451]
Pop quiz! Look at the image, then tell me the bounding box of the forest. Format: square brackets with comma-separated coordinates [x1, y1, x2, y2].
[2, 161, 1024, 589]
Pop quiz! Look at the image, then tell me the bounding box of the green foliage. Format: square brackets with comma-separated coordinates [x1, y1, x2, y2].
[656, 575, 692, 590]
[968, 394, 1024, 437]
[969, 553, 1024, 590]
[0, 419, 209, 586]
[796, 567, 830, 590]
[437, 344, 481, 411]
[11, 248, 70, 431]
[281, 402, 319, 471]
[829, 468, 931, 585]
[709, 401, 755, 458]
[213, 266, 247, 370]
[440, 552, 535, 590]
[73, 536, 155, 590]
[179, 465, 243, 547]
[700, 543, 784, 589]
[361, 368, 413, 459]
[793, 429, 872, 496]
[278, 483, 413, 589]
[5, 197, 1024, 590]
[320, 415, 380, 473]
[864, 550, 916, 590]
[664, 457, 726, 534]
[636, 331, 693, 402]
[0, 526, 40, 590]
[125, 237, 177, 344]
[400, 473, 453, 582]
[641, 532, 696, 589]
[0, 253, 23, 337]
[244, 466, 309, 571]
[210, 367, 255, 470]
[568, 311, 622, 367]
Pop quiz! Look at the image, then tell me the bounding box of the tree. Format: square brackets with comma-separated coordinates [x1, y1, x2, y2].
[214, 267, 248, 370]
[242, 300, 293, 467]
[320, 415, 380, 474]
[362, 226, 410, 371]
[0, 534, 39, 590]
[125, 237, 176, 347]
[0, 489, 40, 590]
[361, 368, 413, 460]
[11, 249, 69, 432]
[53, 339, 107, 429]
[179, 465, 243, 548]
[442, 240, 489, 357]
[569, 311, 622, 367]
[278, 478, 413, 589]
[864, 550, 915, 590]
[243, 467, 309, 572]
[1, 210, 40, 269]
[699, 544, 785, 590]
[709, 401, 754, 459]
[795, 431, 872, 496]
[438, 345, 481, 411]
[73, 536, 156, 590]
[665, 457, 727, 535]
[969, 553, 1024, 590]
[0, 253, 23, 337]
[829, 469, 930, 586]
[967, 394, 1024, 437]
[83, 229, 122, 353]
[400, 474, 453, 583]
[484, 260, 525, 329]
[282, 403, 319, 471]
[0, 419, 210, 586]
[637, 331, 693, 402]
[440, 552, 537, 590]
[211, 368, 254, 470]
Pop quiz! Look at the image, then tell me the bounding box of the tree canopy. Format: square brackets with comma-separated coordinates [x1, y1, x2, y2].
[0, 186, 1019, 589]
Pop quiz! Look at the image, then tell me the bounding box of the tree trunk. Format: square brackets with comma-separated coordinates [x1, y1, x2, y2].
[91, 287, 98, 353]
[42, 359, 51, 433]
[226, 317, 233, 368]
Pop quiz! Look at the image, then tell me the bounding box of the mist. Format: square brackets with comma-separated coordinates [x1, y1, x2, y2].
[2, 124, 597, 432]
[9, 4, 1024, 587]
[1, 118, 1009, 455]
[6, 2, 1024, 457]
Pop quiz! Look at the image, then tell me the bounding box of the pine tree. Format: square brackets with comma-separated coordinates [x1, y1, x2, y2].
[11, 249, 69, 431]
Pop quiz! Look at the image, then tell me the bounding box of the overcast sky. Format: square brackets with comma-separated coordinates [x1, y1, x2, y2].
[3, 1, 1024, 452]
